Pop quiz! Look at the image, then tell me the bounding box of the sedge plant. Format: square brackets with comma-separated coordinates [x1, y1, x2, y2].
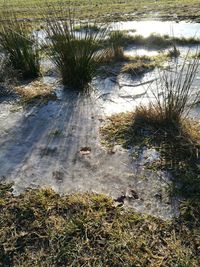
[0, 13, 40, 80]
[44, 7, 108, 90]
[148, 53, 200, 126]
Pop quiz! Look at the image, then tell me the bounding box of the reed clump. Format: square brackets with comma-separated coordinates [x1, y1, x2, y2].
[45, 8, 108, 90]
[0, 13, 40, 80]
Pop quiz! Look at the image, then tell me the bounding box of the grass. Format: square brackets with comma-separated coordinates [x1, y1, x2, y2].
[122, 55, 160, 76]
[0, 12, 40, 80]
[15, 80, 56, 104]
[74, 24, 102, 32]
[101, 56, 200, 201]
[0, 183, 200, 266]
[0, 0, 200, 22]
[108, 31, 125, 59]
[151, 56, 199, 124]
[44, 7, 108, 90]
[167, 45, 181, 58]
[100, 54, 169, 78]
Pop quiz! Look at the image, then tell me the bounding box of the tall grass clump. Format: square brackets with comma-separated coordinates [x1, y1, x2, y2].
[0, 13, 40, 80]
[149, 54, 200, 126]
[44, 8, 108, 90]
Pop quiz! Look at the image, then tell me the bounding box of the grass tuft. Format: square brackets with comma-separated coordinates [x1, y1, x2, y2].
[0, 13, 40, 80]
[44, 7, 108, 90]
[122, 55, 157, 75]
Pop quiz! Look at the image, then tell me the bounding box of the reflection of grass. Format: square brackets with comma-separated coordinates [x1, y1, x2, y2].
[0, 183, 199, 266]
[106, 32, 200, 49]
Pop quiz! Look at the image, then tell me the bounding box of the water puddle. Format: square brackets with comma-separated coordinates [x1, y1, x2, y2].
[111, 20, 200, 38]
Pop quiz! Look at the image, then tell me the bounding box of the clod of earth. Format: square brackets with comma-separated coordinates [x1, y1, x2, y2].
[80, 147, 92, 155]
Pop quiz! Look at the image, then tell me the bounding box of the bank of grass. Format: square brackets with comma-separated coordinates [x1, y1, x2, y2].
[0, 183, 200, 266]
[101, 55, 200, 201]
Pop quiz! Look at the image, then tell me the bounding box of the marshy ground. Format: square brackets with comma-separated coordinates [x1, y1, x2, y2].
[2, 0, 200, 22]
[1, 1, 200, 266]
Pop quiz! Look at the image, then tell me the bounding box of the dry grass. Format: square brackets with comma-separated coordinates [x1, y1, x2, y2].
[122, 56, 157, 75]
[15, 80, 56, 103]
[0, 183, 199, 266]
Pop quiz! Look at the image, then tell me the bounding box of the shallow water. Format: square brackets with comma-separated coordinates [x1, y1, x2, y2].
[0, 79, 178, 219]
[1, 21, 200, 220]
[111, 20, 200, 38]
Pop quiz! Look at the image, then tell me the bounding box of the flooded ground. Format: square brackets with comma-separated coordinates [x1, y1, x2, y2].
[0, 73, 180, 219]
[1, 20, 200, 220]
[111, 20, 200, 38]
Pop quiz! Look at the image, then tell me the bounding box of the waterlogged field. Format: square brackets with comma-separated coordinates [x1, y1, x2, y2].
[0, 0, 200, 21]
[0, 1, 200, 266]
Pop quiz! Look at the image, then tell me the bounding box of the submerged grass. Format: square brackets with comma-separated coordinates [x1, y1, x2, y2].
[0, 13, 40, 80]
[0, 183, 199, 266]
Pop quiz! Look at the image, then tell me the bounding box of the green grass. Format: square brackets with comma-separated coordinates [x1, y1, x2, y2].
[0, 13, 40, 80]
[0, 0, 200, 22]
[44, 8, 108, 90]
[0, 183, 199, 266]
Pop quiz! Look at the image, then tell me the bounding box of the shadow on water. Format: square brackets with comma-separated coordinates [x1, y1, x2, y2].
[0, 88, 81, 179]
